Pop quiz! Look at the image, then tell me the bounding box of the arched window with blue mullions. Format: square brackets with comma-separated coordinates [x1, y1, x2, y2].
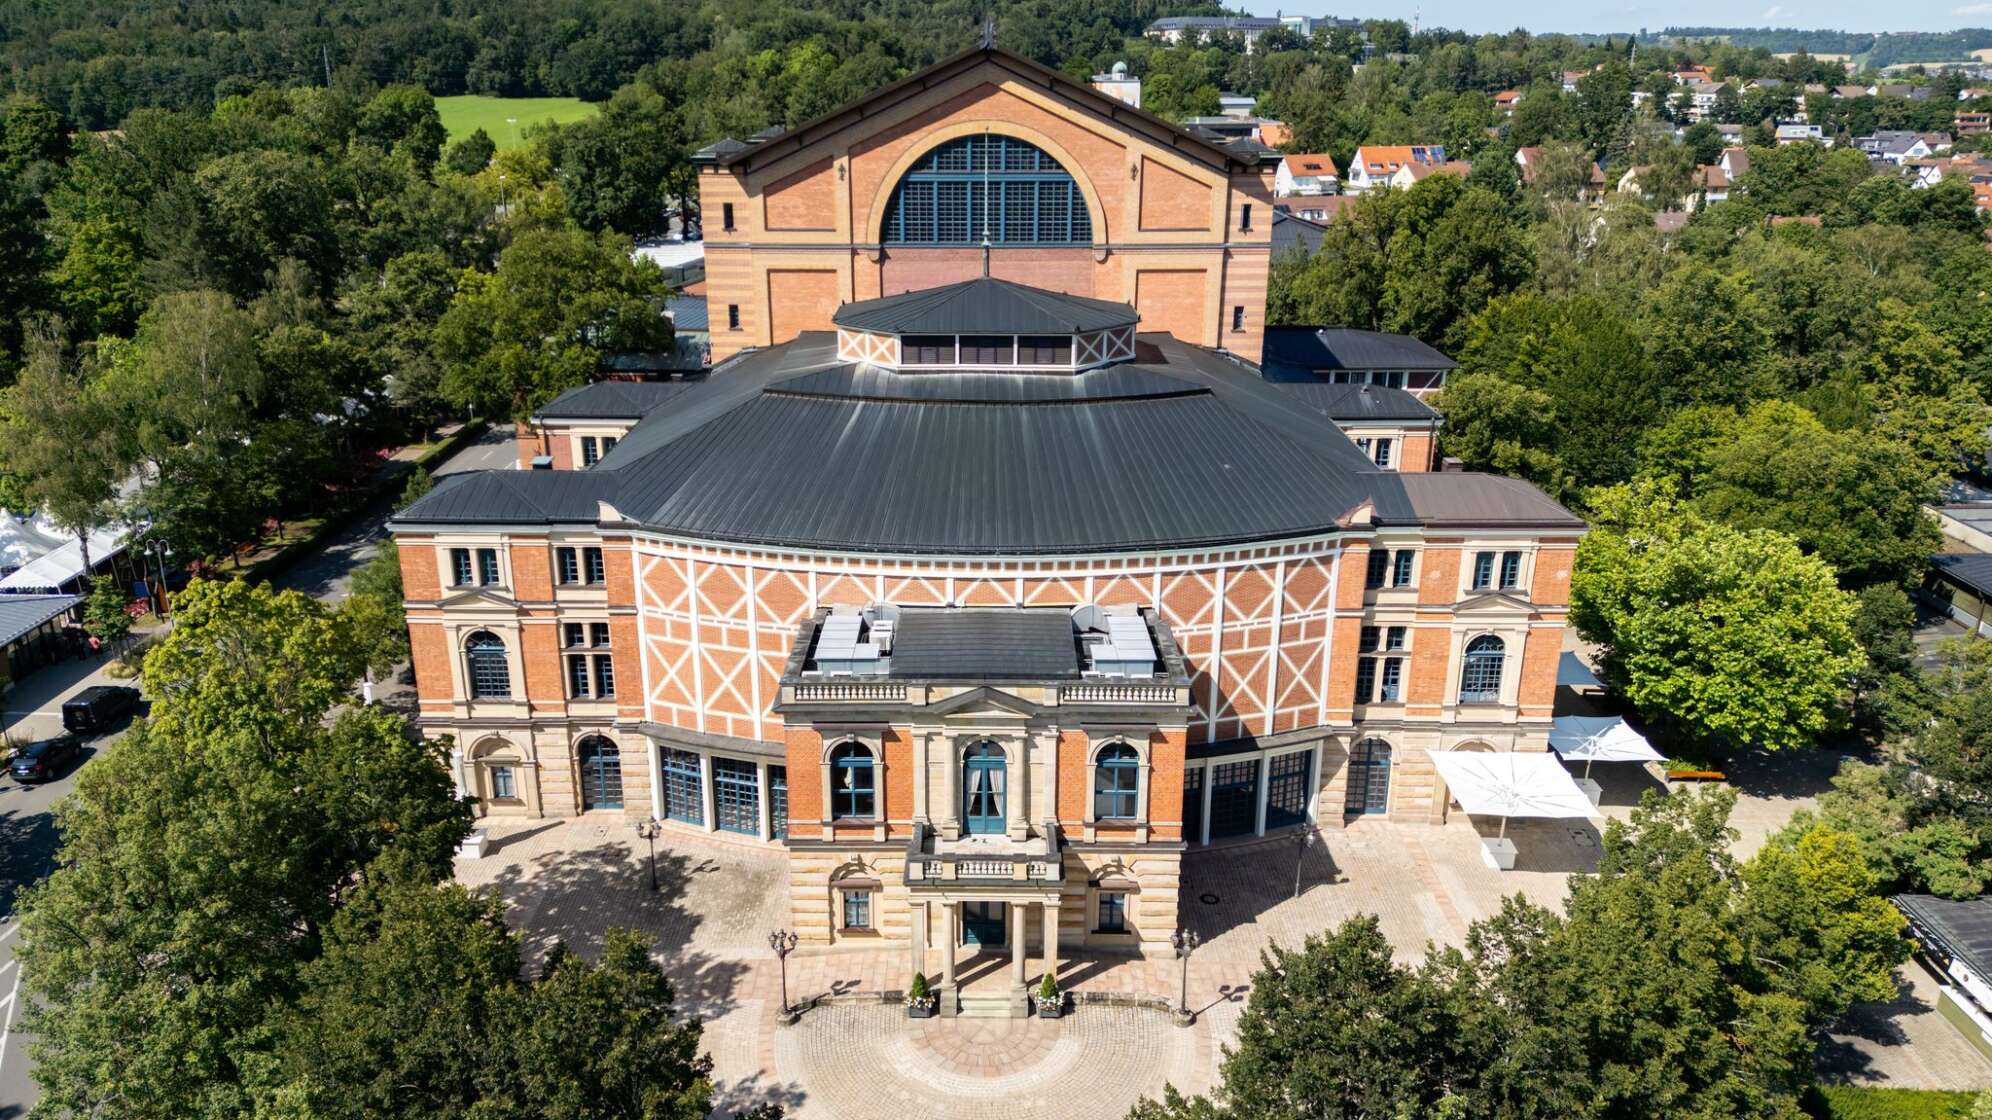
[1093, 744, 1140, 820]
[829, 743, 876, 819]
[1459, 636, 1506, 703]
[882, 135, 1094, 245]
[464, 631, 510, 699]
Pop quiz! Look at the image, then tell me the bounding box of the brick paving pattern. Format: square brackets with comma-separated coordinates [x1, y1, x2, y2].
[456, 752, 1992, 1118]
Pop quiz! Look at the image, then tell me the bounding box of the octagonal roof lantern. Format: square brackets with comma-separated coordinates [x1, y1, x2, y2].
[832, 277, 1140, 371]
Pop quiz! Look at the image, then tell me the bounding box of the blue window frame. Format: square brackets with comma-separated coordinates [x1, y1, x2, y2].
[830, 743, 875, 820]
[1392, 550, 1415, 587]
[661, 747, 703, 824]
[770, 765, 788, 839]
[1345, 739, 1392, 815]
[842, 890, 871, 930]
[1266, 750, 1311, 829]
[1093, 744, 1140, 820]
[962, 742, 1006, 835]
[556, 547, 580, 584]
[465, 631, 510, 699]
[1365, 549, 1389, 589]
[714, 757, 760, 835]
[1097, 892, 1127, 933]
[1499, 550, 1522, 590]
[882, 135, 1093, 245]
[577, 736, 623, 810]
[450, 548, 474, 586]
[1471, 551, 1496, 590]
[1460, 636, 1506, 702]
[584, 547, 605, 584]
[476, 548, 500, 586]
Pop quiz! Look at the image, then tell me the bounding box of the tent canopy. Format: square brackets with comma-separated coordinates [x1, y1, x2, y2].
[1428, 750, 1600, 821]
[1548, 716, 1663, 764]
[0, 523, 128, 593]
[1558, 651, 1603, 689]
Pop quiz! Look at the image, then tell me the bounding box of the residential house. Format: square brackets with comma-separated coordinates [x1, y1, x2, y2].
[1561, 70, 1587, 94]
[1775, 122, 1825, 145]
[1387, 159, 1473, 191]
[1513, 147, 1607, 202]
[1671, 66, 1713, 85]
[1271, 208, 1333, 256]
[1832, 84, 1871, 99]
[1260, 326, 1461, 398]
[1958, 110, 1990, 136]
[1857, 130, 1933, 164]
[1691, 147, 1751, 208]
[1345, 144, 1446, 193]
[1090, 62, 1141, 108]
[1218, 92, 1257, 119]
[1961, 87, 1991, 101]
[1275, 154, 1341, 198]
[1494, 89, 1522, 115]
[1147, 15, 1281, 51]
[1690, 81, 1728, 122]
[1923, 131, 1956, 152]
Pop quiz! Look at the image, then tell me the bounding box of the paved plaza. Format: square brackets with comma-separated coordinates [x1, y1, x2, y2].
[454, 753, 1992, 1120]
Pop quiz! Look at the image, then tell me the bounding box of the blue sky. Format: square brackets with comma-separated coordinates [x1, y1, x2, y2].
[1242, 2, 1970, 36]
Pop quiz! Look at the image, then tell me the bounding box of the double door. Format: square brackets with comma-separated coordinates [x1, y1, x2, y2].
[961, 900, 1007, 948]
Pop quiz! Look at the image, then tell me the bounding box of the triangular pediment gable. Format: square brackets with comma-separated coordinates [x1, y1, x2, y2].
[439, 587, 522, 610]
[1454, 590, 1536, 616]
[710, 45, 1252, 177]
[925, 686, 1044, 719]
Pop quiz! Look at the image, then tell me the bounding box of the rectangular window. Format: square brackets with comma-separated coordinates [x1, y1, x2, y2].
[1359, 625, 1380, 652]
[450, 548, 474, 587]
[902, 335, 957, 365]
[721, 202, 735, 231]
[556, 547, 580, 585]
[1384, 625, 1408, 652]
[490, 766, 515, 800]
[590, 622, 612, 647]
[579, 436, 600, 467]
[842, 890, 871, 930]
[1499, 551, 1523, 591]
[602, 436, 617, 455]
[1365, 549, 1389, 589]
[959, 335, 1015, 365]
[1380, 370, 1406, 389]
[593, 655, 615, 699]
[727, 304, 740, 330]
[1098, 892, 1127, 933]
[1392, 550, 1415, 587]
[1354, 656, 1376, 704]
[1355, 436, 1372, 456]
[1471, 551, 1496, 591]
[1371, 438, 1395, 469]
[584, 547, 605, 584]
[1379, 657, 1404, 701]
[1017, 335, 1072, 365]
[1231, 305, 1245, 331]
[566, 654, 591, 698]
[1239, 202, 1254, 231]
[563, 622, 585, 648]
[476, 548, 500, 586]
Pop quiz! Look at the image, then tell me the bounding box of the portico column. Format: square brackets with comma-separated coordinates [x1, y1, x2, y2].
[910, 901, 928, 978]
[1006, 736, 1028, 841]
[1010, 901, 1028, 988]
[940, 902, 958, 989]
[1041, 902, 1061, 984]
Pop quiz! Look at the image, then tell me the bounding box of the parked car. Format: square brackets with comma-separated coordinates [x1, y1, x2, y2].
[62, 685, 140, 735]
[10, 735, 81, 782]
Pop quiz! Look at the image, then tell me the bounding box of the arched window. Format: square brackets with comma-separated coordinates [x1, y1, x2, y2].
[577, 735, 623, 811]
[961, 741, 1007, 835]
[1345, 738, 1392, 815]
[829, 743, 876, 819]
[1093, 743, 1140, 820]
[465, 631, 510, 699]
[1460, 636, 1506, 703]
[882, 135, 1094, 245]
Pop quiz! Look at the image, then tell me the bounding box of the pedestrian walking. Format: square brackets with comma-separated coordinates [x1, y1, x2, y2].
[86, 634, 102, 659]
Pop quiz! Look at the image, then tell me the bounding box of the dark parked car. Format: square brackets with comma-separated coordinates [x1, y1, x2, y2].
[10, 735, 81, 782]
[62, 685, 140, 735]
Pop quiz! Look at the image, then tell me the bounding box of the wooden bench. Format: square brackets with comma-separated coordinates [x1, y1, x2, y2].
[1665, 769, 1727, 782]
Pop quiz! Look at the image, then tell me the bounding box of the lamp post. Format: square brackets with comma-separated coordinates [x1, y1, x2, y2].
[1171, 927, 1201, 1027]
[634, 819, 660, 891]
[768, 929, 799, 1022]
[146, 538, 171, 618]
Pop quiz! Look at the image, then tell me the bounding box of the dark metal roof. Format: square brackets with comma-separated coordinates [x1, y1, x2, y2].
[666, 295, 709, 333]
[888, 608, 1081, 679]
[391, 286, 1580, 551]
[1384, 473, 1586, 530]
[832, 278, 1138, 335]
[1263, 327, 1461, 372]
[1272, 210, 1329, 257]
[533, 380, 701, 422]
[1895, 894, 1992, 982]
[0, 594, 78, 646]
[1932, 552, 1992, 600]
[1257, 375, 1440, 422]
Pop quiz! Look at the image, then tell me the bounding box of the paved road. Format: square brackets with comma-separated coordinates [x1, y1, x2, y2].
[0, 425, 518, 1113]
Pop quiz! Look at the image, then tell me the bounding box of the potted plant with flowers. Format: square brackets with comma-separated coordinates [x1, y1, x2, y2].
[1032, 973, 1063, 1019]
[905, 971, 938, 1018]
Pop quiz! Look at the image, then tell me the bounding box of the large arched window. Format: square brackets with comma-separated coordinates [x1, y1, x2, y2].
[829, 743, 876, 820]
[1093, 743, 1140, 820]
[1459, 636, 1506, 703]
[465, 631, 511, 699]
[882, 135, 1093, 245]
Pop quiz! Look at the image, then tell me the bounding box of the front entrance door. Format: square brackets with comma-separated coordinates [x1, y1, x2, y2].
[962, 742, 1006, 835]
[578, 736, 623, 811]
[961, 901, 1006, 949]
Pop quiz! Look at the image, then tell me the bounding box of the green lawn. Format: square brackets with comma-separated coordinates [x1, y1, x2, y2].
[434, 95, 601, 149]
[1803, 1085, 1978, 1119]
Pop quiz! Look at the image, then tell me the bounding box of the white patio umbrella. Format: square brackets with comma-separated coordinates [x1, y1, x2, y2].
[1427, 750, 1601, 842]
[1557, 650, 1603, 690]
[1547, 715, 1663, 781]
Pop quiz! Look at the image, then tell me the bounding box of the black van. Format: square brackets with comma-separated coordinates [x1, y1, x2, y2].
[61, 685, 140, 735]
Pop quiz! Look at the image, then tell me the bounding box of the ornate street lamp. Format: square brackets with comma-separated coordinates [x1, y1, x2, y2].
[635, 819, 661, 891]
[769, 928, 799, 1022]
[1171, 927, 1201, 1027]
